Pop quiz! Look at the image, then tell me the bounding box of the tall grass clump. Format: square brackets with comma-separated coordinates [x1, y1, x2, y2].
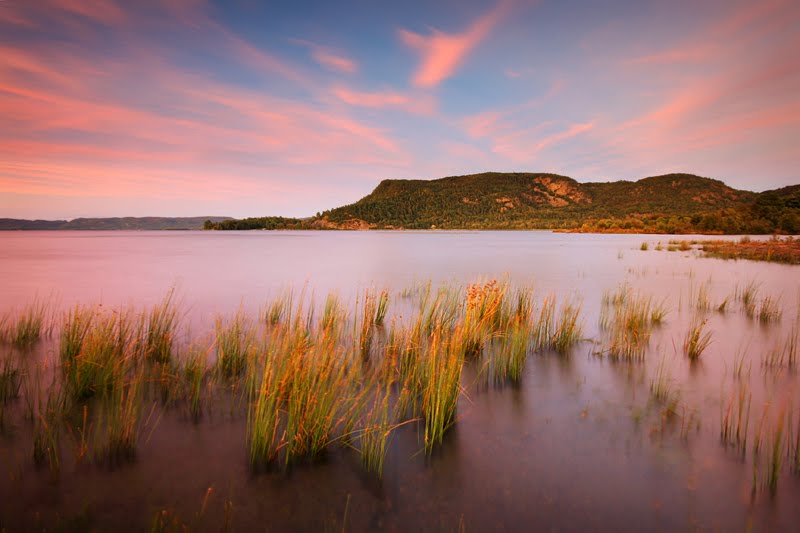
[551, 299, 583, 354]
[0, 357, 21, 428]
[358, 290, 377, 359]
[599, 285, 664, 360]
[62, 308, 133, 401]
[494, 320, 529, 382]
[374, 290, 389, 326]
[683, 316, 712, 360]
[720, 384, 751, 453]
[143, 290, 179, 363]
[265, 291, 292, 327]
[97, 368, 145, 463]
[8, 300, 49, 349]
[737, 281, 760, 318]
[421, 332, 464, 452]
[215, 311, 252, 379]
[30, 365, 65, 477]
[757, 296, 782, 324]
[640, 242, 649, 251]
[183, 346, 209, 422]
[359, 382, 394, 478]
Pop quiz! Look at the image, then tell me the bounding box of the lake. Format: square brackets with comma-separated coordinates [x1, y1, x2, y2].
[1, 231, 799, 531]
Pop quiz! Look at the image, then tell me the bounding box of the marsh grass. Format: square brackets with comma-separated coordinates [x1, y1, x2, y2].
[599, 286, 665, 361]
[215, 311, 252, 379]
[359, 290, 377, 359]
[265, 291, 292, 327]
[31, 364, 65, 477]
[551, 299, 583, 354]
[650, 356, 677, 405]
[494, 319, 529, 382]
[143, 290, 179, 363]
[695, 282, 712, 312]
[640, 241, 649, 251]
[6, 300, 49, 349]
[177, 345, 210, 422]
[421, 332, 464, 452]
[97, 368, 145, 463]
[359, 381, 394, 478]
[0, 357, 21, 429]
[683, 316, 712, 360]
[62, 308, 133, 401]
[374, 290, 389, 326]
[757, 296, 782, 324]
[736, 281, 760, 319]
[720, 384, 751, 453]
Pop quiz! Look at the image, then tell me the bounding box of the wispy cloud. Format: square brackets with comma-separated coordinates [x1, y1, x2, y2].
[291, 39, 358, 74]
[331, 86, 435, 115]
[398, 1, 511, 88]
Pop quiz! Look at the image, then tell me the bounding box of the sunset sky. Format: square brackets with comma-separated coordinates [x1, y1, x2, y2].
[1, 0, 798, 219]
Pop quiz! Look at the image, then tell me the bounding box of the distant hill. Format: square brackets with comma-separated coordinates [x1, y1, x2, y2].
[310, 172, 798, 234]
[0, 216, 232, 231]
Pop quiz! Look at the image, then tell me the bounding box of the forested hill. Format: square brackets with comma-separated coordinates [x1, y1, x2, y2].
[0, 216, 232, 231]
[315, 173, 799, 234]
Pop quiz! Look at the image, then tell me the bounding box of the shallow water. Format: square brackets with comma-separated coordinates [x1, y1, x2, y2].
[1, 230, 799, 531]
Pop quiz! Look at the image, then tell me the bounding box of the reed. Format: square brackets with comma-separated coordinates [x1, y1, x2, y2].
[97, 368, 144, 463]
[9, 300, 48, 349]
[551, 299, 583, 354]
[683, 316, 712, 360]
[695, 283, 711, 312]
[374, 290, 389, 326]
[143, 290, 179, 363]
[283, 340, 358, 464]
[359, 290, 377, 359]
[790, 407, 800, 475]
[736, 281, 760, 318]
[359, 382, 393, 478]
[0, 357, 21, 428]
[60, 305, 94, 368]
[757, 296, 782, 324]
[599, 286, 663, 361]
[247, 353, 283, 467]
[732, 345, 750, 378]
[265, 291, 292, 327]
[767, 404, 786, 494]
[63, 309, 133, 401]
[532, 294, 556, 350]
[787, 304, 799, 367]
[183, 346, 209, 422]
[649, 356, 674, 404]
[215, 310, 252, 379]
[495, 319, 529, 382]
[31, 365, 64, 477]
[421, 331, 464, 452]
[321, 294, 344, 331]
[640, 241, 649, 251]
[720, 384, 751, 453]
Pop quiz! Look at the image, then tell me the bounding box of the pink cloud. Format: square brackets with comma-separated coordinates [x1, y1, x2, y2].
[399, 1, 511, 88]
[331, 86, 435, 115]
[491, 121, 594, 162]
[290, 39, 358, 74]
[0, 5, 413, 208]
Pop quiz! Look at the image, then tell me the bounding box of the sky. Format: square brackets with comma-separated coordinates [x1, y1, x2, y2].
[0, 0, 798, 219]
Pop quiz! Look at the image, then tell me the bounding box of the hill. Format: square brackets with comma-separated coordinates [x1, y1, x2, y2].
[314, 172, 797, 233]
[0, 216, 232, 231]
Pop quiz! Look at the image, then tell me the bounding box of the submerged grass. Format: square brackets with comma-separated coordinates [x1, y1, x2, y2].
[683, 316, 712, 360]
[5, 300, 49, 349]
[215, 310, 252, 379]
[599, 285, 666, 361]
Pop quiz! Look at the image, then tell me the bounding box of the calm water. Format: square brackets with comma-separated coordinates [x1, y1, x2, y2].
[1, 231, 799, 531]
